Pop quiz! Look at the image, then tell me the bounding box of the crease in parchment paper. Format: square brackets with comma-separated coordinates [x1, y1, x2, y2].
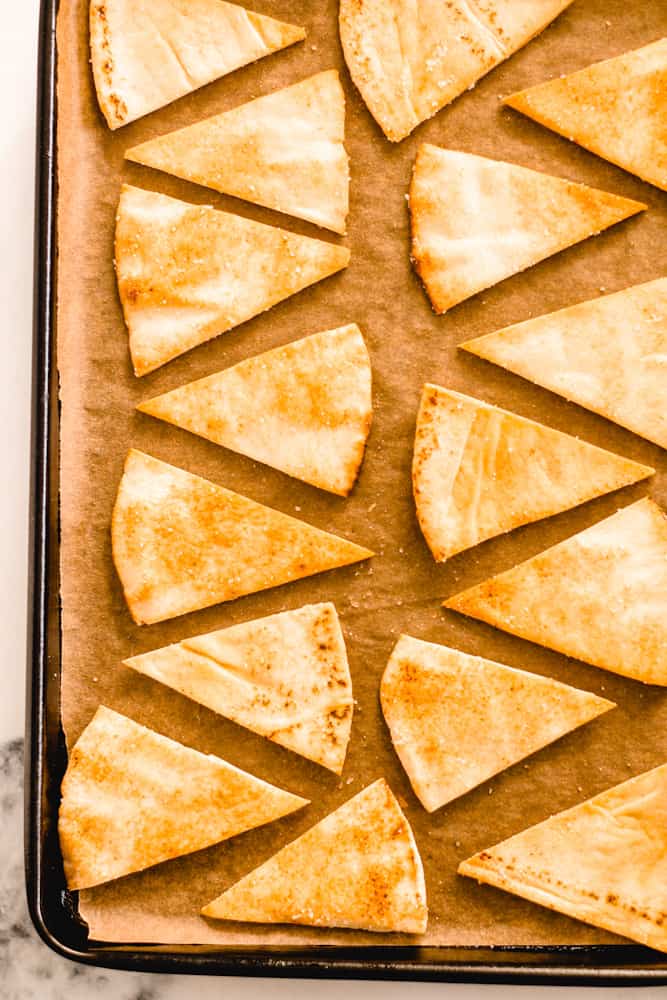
[57, 0, 666, 946]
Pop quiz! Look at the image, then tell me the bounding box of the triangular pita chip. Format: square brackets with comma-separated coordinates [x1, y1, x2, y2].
[125, 603, 354, 774]
[58, 706, 308, 890]
[381, 635, 614, 812]
[126, 71, 350, 233]
[413, 383, 653, 561]
[137, 325, 372, 496]
[115, 185, 351, 376]
[445, 498, 667, 686]
[461, 278, 667, 449]
[409, 144, 646, 313]
[202, 778, 428, 932]
[90, 0, 305, 130]
[339, 0, 572, 142]
[112, 450, 373, 625]
[504, 38, 667, 191]
[459, 763, 667, 952]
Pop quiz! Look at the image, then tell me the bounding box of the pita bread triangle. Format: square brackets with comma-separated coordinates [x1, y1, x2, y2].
[413, 383, 653, 561]
[58, 705, 308, 890]
[339, 0, 573, 142]
[504, 38, 667, 191]
[125, 603, 354, 774]
[115, 185, 351, 376]
[112, 450, 373, 625]
[445, 498, 667, 686]
[410, 144, 646, 313]
[459, 763, 667, 952]
[90, 0, 305, 130]
[381, 635, 614, 813]
[126, 71, 350, 233]
[460, 278, 667, 449]
[202, 778, 428, 932]
[137, 325, 372, 496]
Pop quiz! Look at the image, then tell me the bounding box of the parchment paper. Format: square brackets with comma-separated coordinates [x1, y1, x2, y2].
[56, 0, 667, 946]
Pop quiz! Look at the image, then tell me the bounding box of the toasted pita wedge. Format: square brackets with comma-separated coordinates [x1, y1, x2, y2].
[58, 706, 308, 890]
[461, 278, 667, 450]
[115, 186, 350, 376]
[126, 71, 349, 233]
[125, 603, 353, 774]
[410, 144, 645, 313]
[413, 384, 653, 561]
[339, 0, 572, 142]
[137, 325, 372, 496]
[505, 39, 667, 191]
[459, 763, 667, 952]
[90, 0, 305, 130]
[381, 635, 614, 812]
[112, 450, 372, 626]
[445, 498, 667, 686]
[202, 778, 427, 932]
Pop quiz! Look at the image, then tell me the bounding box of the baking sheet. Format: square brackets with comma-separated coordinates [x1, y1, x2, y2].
[56, 0, 667, 947]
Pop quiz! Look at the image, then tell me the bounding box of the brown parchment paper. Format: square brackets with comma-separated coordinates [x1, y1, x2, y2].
[56, 0, 667, 947]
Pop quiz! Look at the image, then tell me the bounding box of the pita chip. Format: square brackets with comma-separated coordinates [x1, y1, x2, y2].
[125, 603, 354, 774]
[112, 450, 373, 626]
[459, 763, 667, 952]
[90, 0, 305, 130]
[115, 185, 350, 376]
[461, 278, 667, 450]
[126, 71, 350, 233]
[505, 38, 667, 191]
[137, 325, 372, 496]
[339, 0, 572, 142]
[381, 635, 613, 813]
[413, 383, 653, 561]
[445, 498, 667, 686]
[202, 778, 428, 933]
[409, 144, 646, 313]
[58, 706, 308, 890]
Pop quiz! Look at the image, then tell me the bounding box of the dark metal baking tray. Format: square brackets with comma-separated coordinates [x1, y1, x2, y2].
[25, 0, 667, 981]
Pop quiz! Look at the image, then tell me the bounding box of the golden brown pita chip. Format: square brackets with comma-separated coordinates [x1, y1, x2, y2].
[461, 278, 667, 449]
[115, 185, 351, 376]
[112, 450, 373, 626]
[413, 383, 653, 561]
[137, 325, 372, 496]
[125, 603, 354, 774]
[410, 144, 646, 313]
[381, 635, 613, 812]
[505, 38, 667, 191]
[59, 706, 308, 890]
[202, 778, 427, 932]
[459, 763, 667, 952]
[90, 0, 305, 130]
[339, 0, 572, 142]
[445, 498, 667, 686]
[126, 71, 349, 233]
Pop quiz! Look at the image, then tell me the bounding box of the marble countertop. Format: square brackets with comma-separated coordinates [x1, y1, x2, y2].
[0, 5, 452, 997]
[1, 749, 475, 1000]
[0, 4, 660, 999]
[2, 742, 662, 1000]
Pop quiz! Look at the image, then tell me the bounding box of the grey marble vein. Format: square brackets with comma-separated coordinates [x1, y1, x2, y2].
[2, 737, 633, 999]
[1, 738, 168, 1000]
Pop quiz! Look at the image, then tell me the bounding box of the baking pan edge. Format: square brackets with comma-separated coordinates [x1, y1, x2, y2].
[23, 0, 667, 982]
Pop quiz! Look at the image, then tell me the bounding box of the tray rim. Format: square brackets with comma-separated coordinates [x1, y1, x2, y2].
[24, 0, 667, 982]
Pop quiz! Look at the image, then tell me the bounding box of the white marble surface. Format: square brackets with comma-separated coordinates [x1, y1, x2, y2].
[0, 3, 664, 998]
[2, 744, 665, 1000]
